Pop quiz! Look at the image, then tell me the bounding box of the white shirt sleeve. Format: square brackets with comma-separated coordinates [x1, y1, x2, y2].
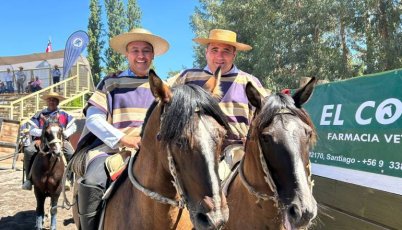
[30, 127, 42, 137]
[85, 106, 125, 148]
[63, 119, 77, 138]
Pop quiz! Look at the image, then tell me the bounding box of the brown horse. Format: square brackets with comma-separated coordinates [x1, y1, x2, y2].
[72, 70, 230, 229]
[31, 115, 65, 230]
[224, 78, 318, 230]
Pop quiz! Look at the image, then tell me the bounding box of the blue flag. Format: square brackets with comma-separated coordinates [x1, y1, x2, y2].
[63, 30, 89, 78]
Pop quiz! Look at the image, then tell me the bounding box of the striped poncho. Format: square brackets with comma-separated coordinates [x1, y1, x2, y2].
[75, 71, 155, 163]
[171, 67, 267, 143]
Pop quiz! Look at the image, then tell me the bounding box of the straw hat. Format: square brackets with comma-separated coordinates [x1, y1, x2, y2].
[110, 28, 169, 56]
[41, 92, 65, 101]
[193, 29, 252, 51]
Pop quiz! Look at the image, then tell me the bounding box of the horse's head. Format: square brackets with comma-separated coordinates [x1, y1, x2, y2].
[245, 78, 318, 229]
[40, 114, 64, 156]
[143, 69, 230, 229]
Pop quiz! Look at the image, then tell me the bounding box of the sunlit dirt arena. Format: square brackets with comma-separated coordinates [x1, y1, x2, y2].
[0, 167, 76, 230]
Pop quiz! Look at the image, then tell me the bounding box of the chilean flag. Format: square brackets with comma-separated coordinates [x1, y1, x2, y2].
[46, 40, 52, 53]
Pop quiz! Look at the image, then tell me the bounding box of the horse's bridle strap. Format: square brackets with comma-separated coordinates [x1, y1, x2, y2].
[127, 150, 185, 208]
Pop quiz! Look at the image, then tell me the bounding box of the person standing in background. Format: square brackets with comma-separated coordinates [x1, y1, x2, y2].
[52, 65, 61, 92]
[16, 66, 26, 94]
[5, 68, 15, 93]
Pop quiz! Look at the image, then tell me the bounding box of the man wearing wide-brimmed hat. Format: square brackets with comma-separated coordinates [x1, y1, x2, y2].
[74, 28, 169, 230]
[22, 92, 77, 190]
[170, 29, 267, 179]
[15, 66, 26, 94]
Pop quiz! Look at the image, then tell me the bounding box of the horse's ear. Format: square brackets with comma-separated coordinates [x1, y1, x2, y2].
[149, 69, 173, 103]
[292, 77, 317, 108]
[246, 82, 262, 110]
[203, 67, 222, 99]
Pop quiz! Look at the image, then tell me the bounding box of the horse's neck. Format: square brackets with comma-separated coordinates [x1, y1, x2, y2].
[134, 146, 178, 202]
[128, 148, 188, 228]
[242, 139, 273, 194]
[226, 140, 281, 229]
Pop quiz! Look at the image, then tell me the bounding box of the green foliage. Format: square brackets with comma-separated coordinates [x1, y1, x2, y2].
[167, 70, 180, 78]
[64, 97, 83, 108]
[87, 0, 104, 86]
[191, 0, 402, 91]
[127, 0, 141, 31]
[104, 0, 127, 73]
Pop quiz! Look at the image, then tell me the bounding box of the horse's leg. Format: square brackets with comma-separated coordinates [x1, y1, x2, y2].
[50, 194, 60, 230]
[34, 188, 45, 230]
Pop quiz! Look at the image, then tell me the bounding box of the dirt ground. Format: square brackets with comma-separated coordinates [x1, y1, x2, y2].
[0, 165, 77, 230]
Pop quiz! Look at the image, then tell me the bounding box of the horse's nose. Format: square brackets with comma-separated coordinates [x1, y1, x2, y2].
[288, 203, 302, 223]
[287, 200, 317, 228]
[195, 196, 227, 229]
[200, 196, 215, 212]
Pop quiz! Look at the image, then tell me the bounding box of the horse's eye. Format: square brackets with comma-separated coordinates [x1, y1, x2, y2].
[305, 129, 312, 138]
[175, 138, 188, 148]
[260, 133, 271, 142]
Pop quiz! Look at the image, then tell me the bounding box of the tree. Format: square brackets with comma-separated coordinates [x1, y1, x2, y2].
[104, 0, 126, 73]
[191, 0, 402, 91]
[87, 0, 104, 86]
[126, 0, 141, 31]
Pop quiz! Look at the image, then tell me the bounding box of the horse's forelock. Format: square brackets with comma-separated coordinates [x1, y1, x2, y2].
[257, 93, 316, 143]
[158, 84, 229, 145]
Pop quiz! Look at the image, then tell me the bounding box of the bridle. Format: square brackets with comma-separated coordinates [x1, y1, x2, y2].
[127, 147, 186, 209]
[41, 120, 64, 157]
[127, 103, 189, 209]
[238, 108, 314, 205]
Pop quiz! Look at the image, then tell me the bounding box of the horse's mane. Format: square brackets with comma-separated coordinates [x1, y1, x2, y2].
[256, 93, 317, 144]
[141, 84, 230, 145]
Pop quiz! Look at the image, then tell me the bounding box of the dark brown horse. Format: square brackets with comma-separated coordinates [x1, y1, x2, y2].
[72, 69, 230, 229]
[31, 115, 65, 230]
[224, 78, 318, 229]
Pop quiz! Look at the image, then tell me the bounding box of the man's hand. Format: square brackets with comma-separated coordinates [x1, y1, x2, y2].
[119, 135, 141, 150]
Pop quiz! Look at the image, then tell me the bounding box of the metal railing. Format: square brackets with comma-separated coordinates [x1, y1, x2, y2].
[0, 64, 94, 123]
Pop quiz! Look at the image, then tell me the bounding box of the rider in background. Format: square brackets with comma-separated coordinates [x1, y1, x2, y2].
[21, 92, 77, 190]
[169, 29, 267, 179]
[74, 28, 169, 230]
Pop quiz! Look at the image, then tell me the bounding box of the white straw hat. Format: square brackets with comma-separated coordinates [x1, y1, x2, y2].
[193, 29, 252, 51]
[110, 28, 169, 56]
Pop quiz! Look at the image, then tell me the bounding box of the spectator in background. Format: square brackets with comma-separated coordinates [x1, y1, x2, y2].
[31, 76, 42, 92]
[16, 66, 26, 94]
[26, 76, 35, 93]
[52, 65, 61, 92]
[0, 80, 6, 94]
[5, 68, 15, 93]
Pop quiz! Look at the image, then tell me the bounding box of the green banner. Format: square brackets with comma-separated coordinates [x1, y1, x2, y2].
[305, 69, 402, 178]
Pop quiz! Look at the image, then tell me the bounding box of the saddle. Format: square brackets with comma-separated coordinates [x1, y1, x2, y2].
[221, 163, 240, 197]
[104, 149, 132, 181]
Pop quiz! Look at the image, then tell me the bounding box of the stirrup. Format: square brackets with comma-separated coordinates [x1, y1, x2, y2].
[22, 180, 32, 190]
